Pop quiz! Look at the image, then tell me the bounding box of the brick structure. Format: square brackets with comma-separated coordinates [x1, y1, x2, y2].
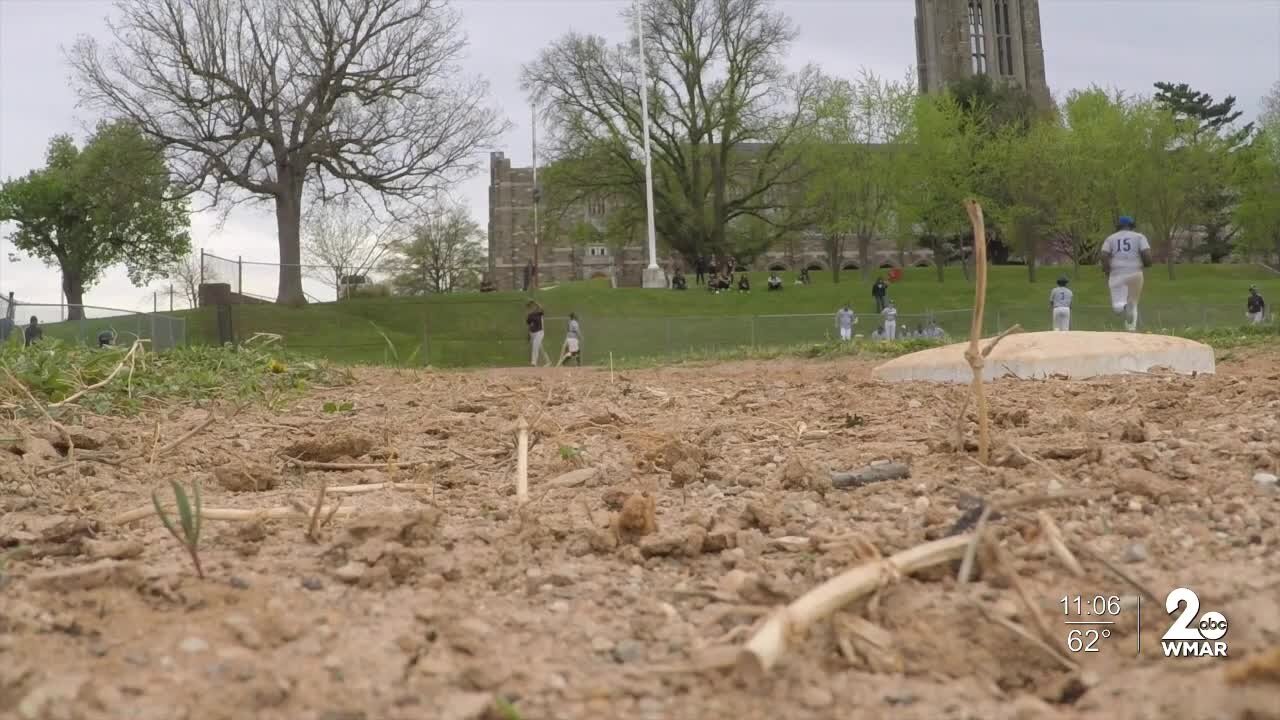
[486, 151, 931, 290]
[915, 0, 1052, 110]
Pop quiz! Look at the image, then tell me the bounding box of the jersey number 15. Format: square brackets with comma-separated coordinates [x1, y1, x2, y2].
[1115, 238, 1132, 253]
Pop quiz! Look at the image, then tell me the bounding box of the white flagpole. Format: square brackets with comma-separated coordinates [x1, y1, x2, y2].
[635, 0, 662, 284]
[531, 104, 540, 288]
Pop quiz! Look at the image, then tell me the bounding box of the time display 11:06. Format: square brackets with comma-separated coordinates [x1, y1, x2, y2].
[1061, 595, 1122, 616]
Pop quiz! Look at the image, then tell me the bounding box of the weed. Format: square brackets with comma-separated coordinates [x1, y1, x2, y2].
[493, 697, 523, 720]
[323, 400, 355, 414]
[152, 478, 204, 579]
[0, 338, 350, 416]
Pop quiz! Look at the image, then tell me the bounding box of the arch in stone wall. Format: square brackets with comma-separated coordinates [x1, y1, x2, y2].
[768, 263, 788, 272]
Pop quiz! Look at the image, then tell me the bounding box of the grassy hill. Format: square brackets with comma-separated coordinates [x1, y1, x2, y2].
[40, 264, 1280, 367]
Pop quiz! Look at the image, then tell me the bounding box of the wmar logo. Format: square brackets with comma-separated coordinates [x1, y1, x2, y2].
[1160, 587, 1228, 658]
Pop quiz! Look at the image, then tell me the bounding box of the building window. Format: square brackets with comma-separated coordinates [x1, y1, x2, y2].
[993, 0, 1014, 77]
[968, 0, 987, 75]
[587, 245, 608, 257]
[587, 198, 606, 217]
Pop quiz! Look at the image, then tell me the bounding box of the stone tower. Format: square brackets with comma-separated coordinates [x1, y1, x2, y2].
[914, 0, 1051, 109]
[487, 151, 538, 291]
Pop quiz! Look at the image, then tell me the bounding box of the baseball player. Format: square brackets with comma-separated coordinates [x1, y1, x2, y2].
[1050, 276, 1073, 331]
[1100, 216, 1152, 331]
[881, 300, 898, 341]
[835, 304, 857, 341]
[1247, 286, 1265, 324]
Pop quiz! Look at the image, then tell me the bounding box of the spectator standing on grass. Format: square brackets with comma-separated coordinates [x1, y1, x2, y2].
[525, 301, 551, 367]
[835, 304, 857, 341]
[1050, 276, 1073, 331]
[798, 267, 811, 285]
[881, 300, 897, 341]
[24, 316, 42, 346]
[558, 313, 583, 367]
[872, 276, 889, 313]
[1100, 215, 1152, 331]
[1247, 286, 1266, 324]
[694, 257, 707, 286]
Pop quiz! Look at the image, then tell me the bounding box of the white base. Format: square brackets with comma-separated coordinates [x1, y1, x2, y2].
[871, 331, 1215, 384]
[642, 267, 668, 289]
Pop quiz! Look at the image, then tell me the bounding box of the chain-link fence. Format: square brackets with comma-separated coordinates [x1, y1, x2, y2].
[186, 296, 1279, 369]
[2, 298, 186, 350]
[200, 251, 389, 305]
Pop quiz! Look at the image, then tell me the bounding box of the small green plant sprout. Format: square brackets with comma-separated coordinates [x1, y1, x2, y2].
[322, 400, 355, 414]
[152, 478, 205, 578]
[493, 697, 523, 720]
[558, 444, 586, 467]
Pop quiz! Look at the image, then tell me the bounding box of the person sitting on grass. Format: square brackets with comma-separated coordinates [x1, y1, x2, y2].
[797, 267, 811, 285]
[671, 270, 687, 290]
[767, 273, 783, 291]
[738, 274, 751, 292]
[24, 316, 42, 347]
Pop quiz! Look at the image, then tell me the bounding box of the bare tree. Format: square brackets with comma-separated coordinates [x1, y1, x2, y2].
[383, 201, 484, 294]
[166, 251, 203, 308]
[302, 202, 395, 300]
[522, 0, 820, 260]
[70, 0, 507, 305]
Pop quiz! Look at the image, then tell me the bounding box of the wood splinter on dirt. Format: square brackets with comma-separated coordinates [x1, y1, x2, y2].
[112, 503, 355, 525]
[515, 416, 529, 504]
[830, 462, 910, 490]
[737, 533, 973, 678]
[1038, 511, 1084, 577]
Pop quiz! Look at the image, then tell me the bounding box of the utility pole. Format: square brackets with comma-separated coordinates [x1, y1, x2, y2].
[636, 0, 666, 289]
[531, 104, 541, 291]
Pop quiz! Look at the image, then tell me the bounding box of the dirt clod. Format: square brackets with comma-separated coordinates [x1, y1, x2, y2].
[282, 432, 375, 462]
[213, 461, 280, 492]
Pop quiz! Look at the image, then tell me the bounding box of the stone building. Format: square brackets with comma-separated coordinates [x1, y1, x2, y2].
[486, 151, 929, 291]
[914, 0, 1052, 110]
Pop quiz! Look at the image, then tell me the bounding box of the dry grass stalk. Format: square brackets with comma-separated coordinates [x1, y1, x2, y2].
[1038, 511, 1084, 576]
[1070, 542, 1161, 603]
[967, 597, 1079, 671]
[306, 480, 329, 542]
[736, 533, 973, 678]
[281, 457, 429, 470]
[47, 339, 146, 408]
[515, 416, 530, 503]
[990, 540, 1058, 649]
[962, 199, 992, 464]
[957, 506, 993, 584]
[112, 502, 355, 525]
[325, 482, 434, 494]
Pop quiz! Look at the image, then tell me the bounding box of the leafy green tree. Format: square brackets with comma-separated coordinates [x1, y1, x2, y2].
[988, 119, 1067, 282]
[1154, 82, 1254, 263]
[0, 121, 190, 319]
[898, 93, 986, 282]
[522, 0, 820, 260]
[1123, 100, 1220, 279]
[383, 202, 485, 295]
[1234, 85, 1280, 264]
[799, 70, 915, 282]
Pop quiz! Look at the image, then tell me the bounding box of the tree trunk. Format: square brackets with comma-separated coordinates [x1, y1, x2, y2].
[62, 268, 85, 321]
[933, 239, 945, 282]
[829, 239, 841, 283]
[858, 235, 871, 281]
[275, 185, 308, 306]
[1164, 227, 1176, 280]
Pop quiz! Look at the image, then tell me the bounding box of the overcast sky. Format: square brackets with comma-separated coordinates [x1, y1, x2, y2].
[1, 0, 1278, 312]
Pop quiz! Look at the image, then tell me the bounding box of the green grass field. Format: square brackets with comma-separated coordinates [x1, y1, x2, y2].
[37, 263, 1280, 367]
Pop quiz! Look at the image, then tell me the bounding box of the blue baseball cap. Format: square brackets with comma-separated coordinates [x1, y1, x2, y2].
[1117, 215, 1135, 227]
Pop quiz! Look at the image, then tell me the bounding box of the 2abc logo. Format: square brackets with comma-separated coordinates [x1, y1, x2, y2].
[1160, 587, 1228, 658]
